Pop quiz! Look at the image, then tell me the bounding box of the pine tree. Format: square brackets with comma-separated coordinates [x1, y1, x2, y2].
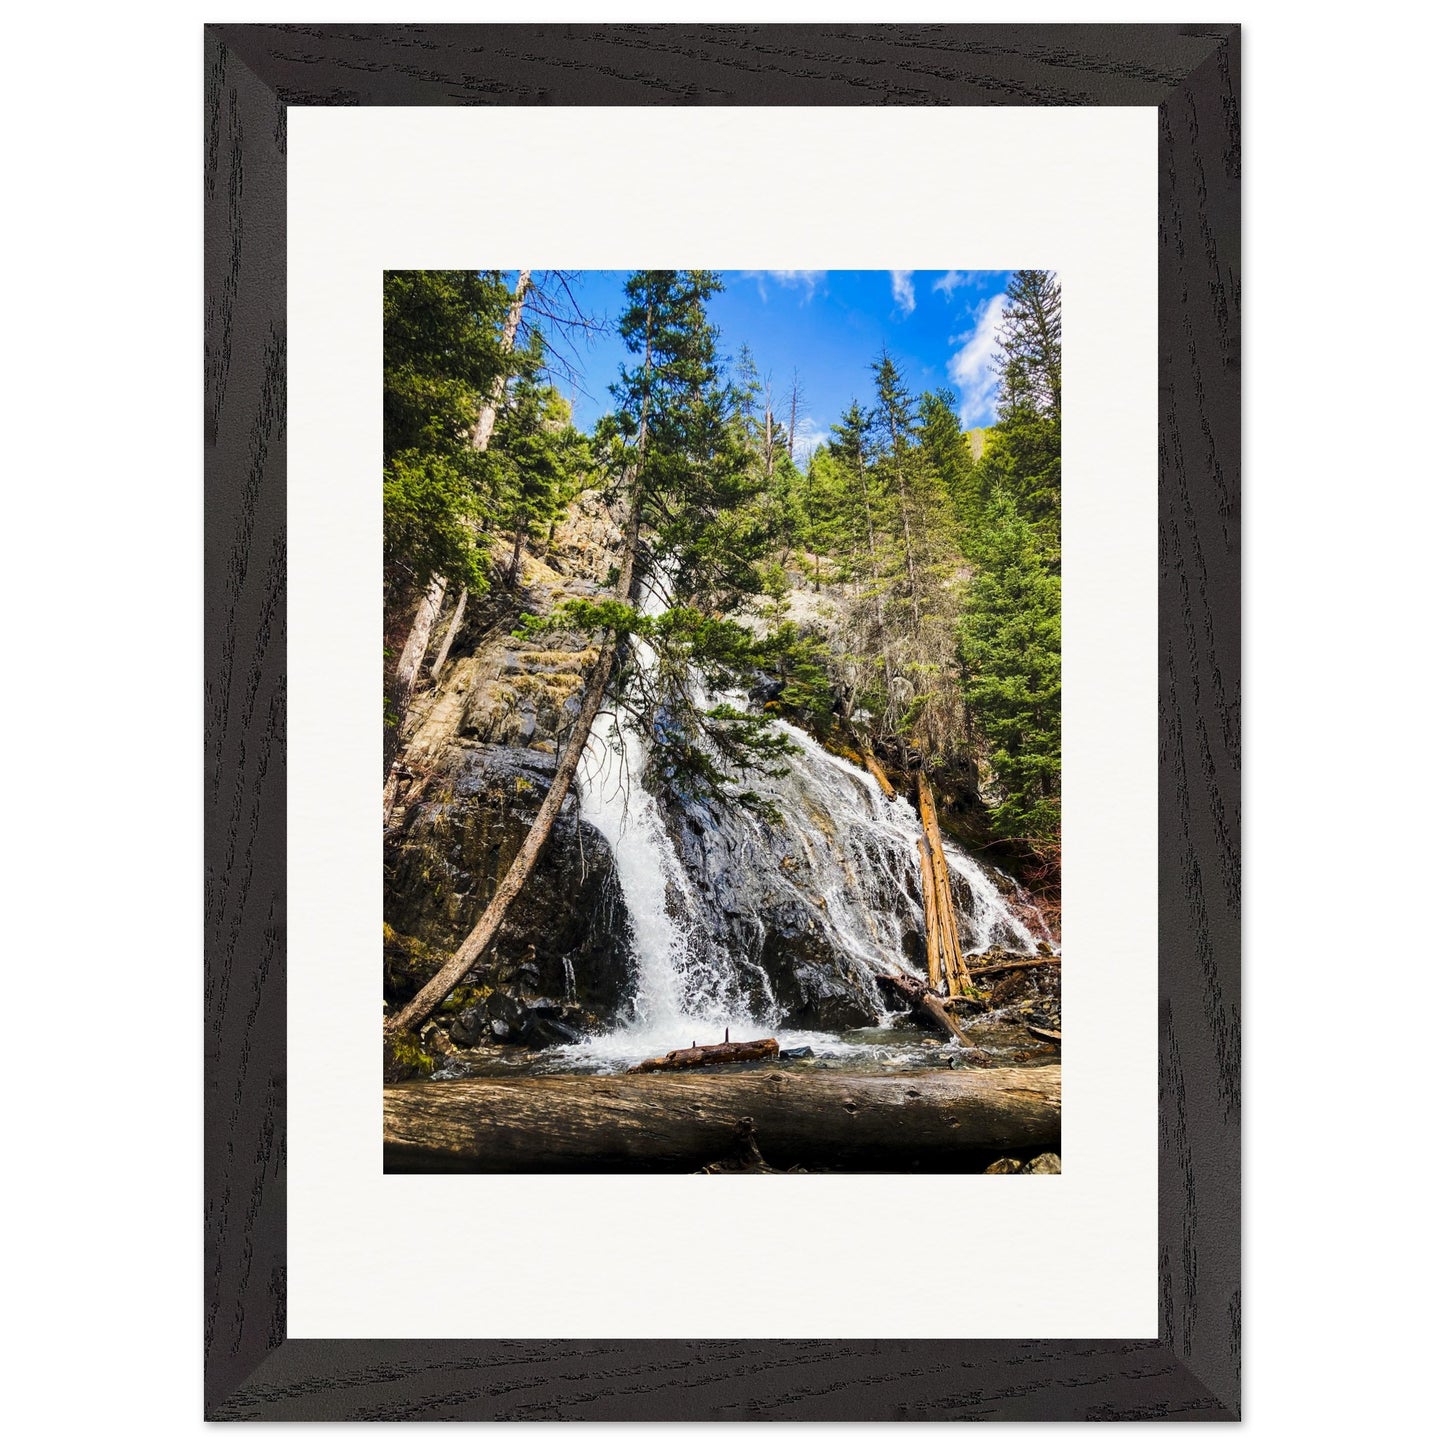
[486, 332, 586, 584]
[996, 269, 1062, 422]
[956, 493, 1061, 840]
[382, 269, 512, 595]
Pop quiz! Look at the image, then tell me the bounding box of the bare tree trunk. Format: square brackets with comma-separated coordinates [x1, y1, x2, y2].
[629, 1036, 779, 1073]
[507, 522, 526, 585]
[385, 574, 445, 778]
[473, 269, 531, 451]
[875, 971, 981, 1053]
[916, 773, 974, 995]
[916, 838, 942, 989]
[786, 368, 802, 461]
[861, 746, 896, 800]
[429, 586, 468, 682]
[384, 271, 531, 796]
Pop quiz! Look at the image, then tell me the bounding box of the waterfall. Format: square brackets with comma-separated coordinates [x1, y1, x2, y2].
[573, 581, 768, 1063]
[747, 717, 1041, 970]
[567, 581, 1045, 1068]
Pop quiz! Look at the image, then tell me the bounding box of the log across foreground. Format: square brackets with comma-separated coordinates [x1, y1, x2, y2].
[628, 1036, 779, 1073]
[384, 1065, 1061, 1173]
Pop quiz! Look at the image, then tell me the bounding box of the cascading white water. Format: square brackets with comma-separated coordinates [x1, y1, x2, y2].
[565, 578, 1046, 1069]
[750, 717, 1041, 978]
[572, 582, 771, 1064]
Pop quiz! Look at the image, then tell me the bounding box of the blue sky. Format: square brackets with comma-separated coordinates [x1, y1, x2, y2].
[522, 270, 1016, 458]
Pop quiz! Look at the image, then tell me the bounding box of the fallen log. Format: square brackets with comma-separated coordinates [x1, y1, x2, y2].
[1025, 1025, 1062, 1047]
[861, 748, 896, 799]
[384, 1065, 1061, 1172]
[970, 956, 1063, 978]
[876, 971, 985, 1057]
[628, 1036, 779, 1074]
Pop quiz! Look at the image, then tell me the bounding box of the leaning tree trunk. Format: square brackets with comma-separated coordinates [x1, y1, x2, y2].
[384, 1066, 1061, 1172]
[384, 574, 445, 779]
[385, 298, 653, 1039]
[428, 585, 468, 682]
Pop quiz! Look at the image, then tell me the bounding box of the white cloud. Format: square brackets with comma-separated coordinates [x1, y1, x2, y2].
[890, 269, 916, 316]
[934, 270, 966, 297]
[741, 270, 824, 300]
[789, 416, 829, 463]
[947, 293, 1008, 428]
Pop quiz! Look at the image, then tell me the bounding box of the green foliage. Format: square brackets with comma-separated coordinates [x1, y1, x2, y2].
[956, 494, 1061, 840]
[595, 270, 800, 811]
[996, 269, 1062, 422]
[484, 332, 588, 571]
[382, 270, 513, 593]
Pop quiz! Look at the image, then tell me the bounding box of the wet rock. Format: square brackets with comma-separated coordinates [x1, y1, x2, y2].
[429, 1056, 474, 1082]
[485, 990, 524, 1033]
[749, 674, 785, 706]
[984, 1157, 1024, 1174]
[518, 1011, 582, 1048]
[448, 1008, 485, 1048]
[385, 745, 633, 1020]
[382, 1031, 435, 1084]
[1022, 1152, 1061, 1174]
[778, 1046, 815, 1061]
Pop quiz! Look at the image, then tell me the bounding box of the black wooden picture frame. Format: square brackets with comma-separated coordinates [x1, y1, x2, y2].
[204, 22, 1240, 1421]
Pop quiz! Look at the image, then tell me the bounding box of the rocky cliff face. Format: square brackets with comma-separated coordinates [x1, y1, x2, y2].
[384, 491, 634, 1031]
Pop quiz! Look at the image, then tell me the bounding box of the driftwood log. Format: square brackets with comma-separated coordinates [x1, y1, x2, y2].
[384, 1066, 1061, 1172]
[628, 1037, 779, 1073]
[969, 955, 1062, 978]
[876, 970, 984, 1056]
[861, 748, 896, 799]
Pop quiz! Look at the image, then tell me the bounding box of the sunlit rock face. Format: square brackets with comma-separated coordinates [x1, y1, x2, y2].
[384, 490, 635, 1024]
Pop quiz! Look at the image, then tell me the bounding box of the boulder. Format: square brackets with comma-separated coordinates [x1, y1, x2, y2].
[1021, 1152, 1062, 1174]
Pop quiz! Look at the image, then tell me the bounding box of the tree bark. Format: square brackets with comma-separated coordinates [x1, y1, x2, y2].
[428, 586, 468, 682]
[916, 838, 942, 990]
[473, 269, 531, 451]
[876, 971, 982, 1053]
[385, 573, 445, 778]
[861, 747, 896, 799]
[970, 956, 1061, 978]
[383, 1065, 1061, 1172]
[385, 271, 532, 787]
[629, 1037, 779, 1073]
[916, 773, 974, 994]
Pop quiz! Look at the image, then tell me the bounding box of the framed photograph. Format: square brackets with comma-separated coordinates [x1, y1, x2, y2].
[206, 22, 1240, 1421]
